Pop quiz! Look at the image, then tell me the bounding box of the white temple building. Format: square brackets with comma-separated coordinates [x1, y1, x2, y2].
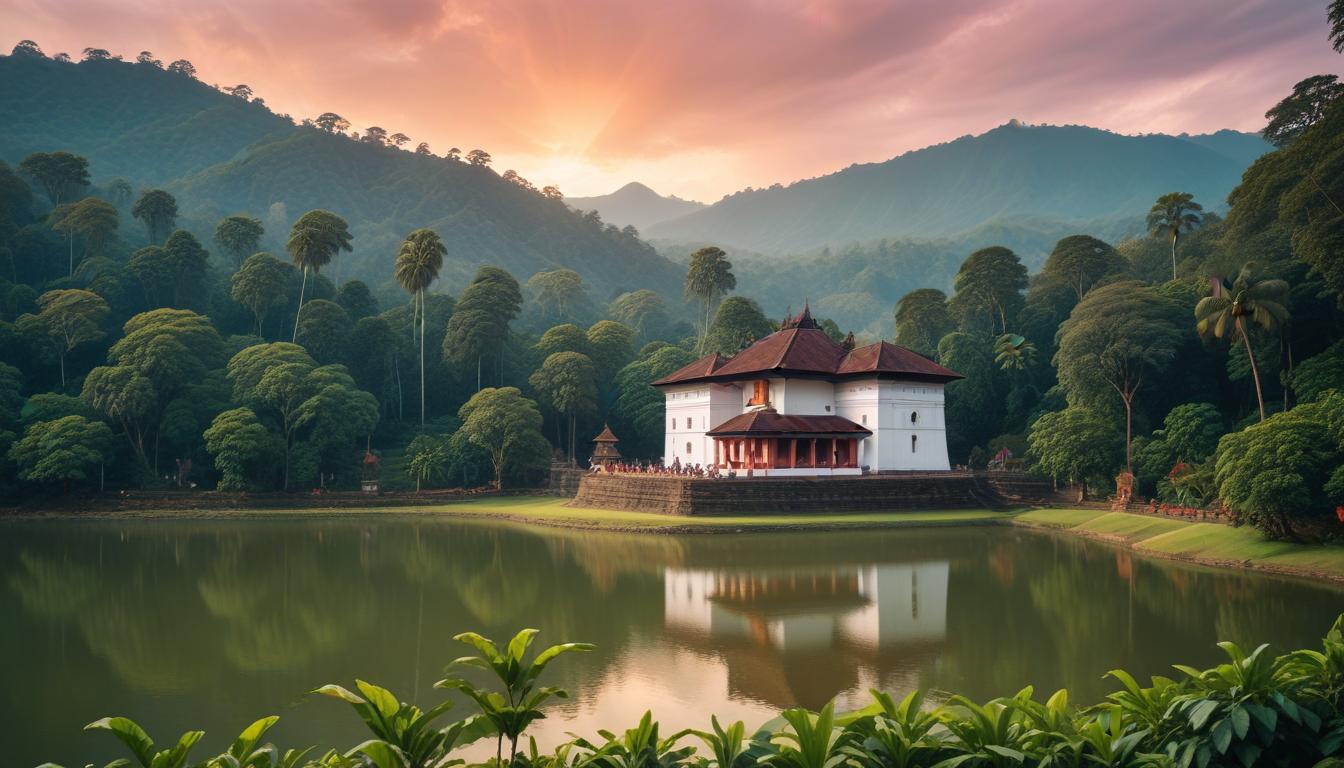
[653, 306, 962, 474]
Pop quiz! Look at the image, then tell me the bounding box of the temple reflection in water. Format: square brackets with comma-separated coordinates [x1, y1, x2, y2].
[663, 562, 949, 708]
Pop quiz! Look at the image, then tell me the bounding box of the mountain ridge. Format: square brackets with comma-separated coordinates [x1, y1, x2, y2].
[0, 53, 683, 298]
[645, 121, 1270, 254]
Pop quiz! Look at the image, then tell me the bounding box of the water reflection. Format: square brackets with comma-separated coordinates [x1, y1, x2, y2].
[2, 518, 1342, 768]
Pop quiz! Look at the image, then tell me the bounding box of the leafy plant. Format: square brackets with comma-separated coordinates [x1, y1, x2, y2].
[436, 628, 594, 765]
[571, 710, 696, 768]
[758, 702, 853, 768]
[313, 679, 485, 768]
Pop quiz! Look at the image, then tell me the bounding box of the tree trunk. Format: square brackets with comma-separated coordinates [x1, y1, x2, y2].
[283, 442, 291, 490]
[419, 289, 426, 426]
[292, 266, 308, 342]
[68, 232, 73, 277]
[394, 356, 404, 421]
[1237, 316, 1267, 421]
[477, 355, 482, 392]
[1170, 231, 1178, 282]
[58, 350, 66, 389]
[1122, 392, 1133, 473]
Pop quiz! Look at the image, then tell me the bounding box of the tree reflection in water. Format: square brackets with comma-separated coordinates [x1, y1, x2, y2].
[2, 519, 1342, 768]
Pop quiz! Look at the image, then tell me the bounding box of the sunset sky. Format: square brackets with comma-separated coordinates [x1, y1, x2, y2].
[3, 0, 1339, 200]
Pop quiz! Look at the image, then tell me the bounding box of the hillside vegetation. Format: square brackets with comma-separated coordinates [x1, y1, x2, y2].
[0, 53, 682, 297]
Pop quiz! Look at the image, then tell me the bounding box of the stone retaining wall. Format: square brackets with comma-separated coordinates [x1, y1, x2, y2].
[568, 472, 1055, 516]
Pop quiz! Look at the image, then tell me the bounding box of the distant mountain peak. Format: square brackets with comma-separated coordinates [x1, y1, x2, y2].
[567, 181, 706, 231]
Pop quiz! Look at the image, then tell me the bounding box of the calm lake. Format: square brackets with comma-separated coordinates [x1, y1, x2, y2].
[5, 516, 1343, 767]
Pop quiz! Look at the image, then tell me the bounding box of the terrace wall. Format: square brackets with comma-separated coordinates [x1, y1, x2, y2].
[568, 471, 1057, 516]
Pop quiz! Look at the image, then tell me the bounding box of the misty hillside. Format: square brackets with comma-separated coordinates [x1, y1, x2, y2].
[648, 122, 1270, 253]
[0, 53, 683, 297]
[566, 182, 706, 231]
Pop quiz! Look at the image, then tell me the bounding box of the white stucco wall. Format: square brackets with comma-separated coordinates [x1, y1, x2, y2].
[834, 379, 950, 471]
[663, 382, 741, 465]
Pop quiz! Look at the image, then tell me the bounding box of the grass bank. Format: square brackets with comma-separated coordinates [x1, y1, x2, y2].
[1014, 508, 1344, 584]
[19, 494, 1014, 533]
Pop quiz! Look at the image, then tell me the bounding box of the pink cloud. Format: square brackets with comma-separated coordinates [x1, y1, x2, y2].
[2, 0, 1338, 199]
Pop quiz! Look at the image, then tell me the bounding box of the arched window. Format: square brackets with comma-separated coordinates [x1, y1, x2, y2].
[686, 442, 693, 454]
[910, 411, 919, 424]
[911, 435, 918, 453]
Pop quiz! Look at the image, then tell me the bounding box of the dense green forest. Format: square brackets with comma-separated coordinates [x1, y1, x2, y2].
[0, 35, 1342, 542]
[0, 46, 683, 299]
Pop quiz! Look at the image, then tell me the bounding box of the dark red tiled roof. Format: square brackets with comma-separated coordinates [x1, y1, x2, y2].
[652, 353, 727, 386]
[592, 424, 619, 443]
[838, 341, 963, 380]
[707, 410, 872, 437]
[653, 328, 962, 385]
[714, 327, 848, 378]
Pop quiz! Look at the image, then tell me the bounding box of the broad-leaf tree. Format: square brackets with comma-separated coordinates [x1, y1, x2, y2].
[213, 215, 265, 268]
[8, 414, 114, 491]
[529, 351, 598, 461]
[1028, 406, 1121, 501]
[18, 151, 89, 206]
[444, 266, 522, 391]
[230, 252, 292, 336]
[52, 197, 119, 275]
[894, 288, 953, 358]
[16, 289, 109, 388]
[1039, 235, 1124, 301]
[456, 386, 548, 488]
[703, 296, 773, 357]
[394, 228, 446, 425]
[203, 407, 275, 490]
[1263, 74, 1344, 147]
[948, 246, 1027, 336]
[131, 189, 178, 244]
[1055, 281, 1184, 472]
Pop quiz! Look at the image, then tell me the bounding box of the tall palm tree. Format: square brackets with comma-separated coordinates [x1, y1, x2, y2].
[287, 210, 353, 342]
[394, 228, 446, 425]
[683, 246, 736, 353]
[1146, 193, 1203, 282]
[1195, 263, 1290, 422]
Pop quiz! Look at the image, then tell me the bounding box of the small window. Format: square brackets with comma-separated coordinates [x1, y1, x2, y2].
[910, 411, 919, 424]
[685, 417, 692, 429]
[861, 414, 868, 425]
[686, 442, 693, 454]
[911, 435, 918, 453]
[825, 404, 832, 412]
[670, 418, 675, 430]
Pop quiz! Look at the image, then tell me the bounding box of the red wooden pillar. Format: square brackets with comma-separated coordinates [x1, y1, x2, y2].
[789, 439, 797, 469]
[713, 439, 720, 467]
[810, 438, 817, 467]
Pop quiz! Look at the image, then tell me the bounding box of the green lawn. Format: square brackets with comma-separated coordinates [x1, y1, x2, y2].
[373, 496, 1012, 531]
[1015, 508, 1344, 581]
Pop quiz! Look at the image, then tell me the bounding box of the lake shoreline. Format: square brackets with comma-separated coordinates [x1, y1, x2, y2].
[6, 495, 1344, 586]
[1012, 508, 1344, 587]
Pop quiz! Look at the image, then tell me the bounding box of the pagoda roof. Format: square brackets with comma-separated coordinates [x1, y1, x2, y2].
[592, 424, 619, 443]
[653, 327, 961, 386]
[707, 410, 872, 437]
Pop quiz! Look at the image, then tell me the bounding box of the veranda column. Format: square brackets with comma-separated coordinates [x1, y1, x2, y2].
[713, 439, 720, 468]
[810, 438, 817, 467]
[789, 439, 798, 469]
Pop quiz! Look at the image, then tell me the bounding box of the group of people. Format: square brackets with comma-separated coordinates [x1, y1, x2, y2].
[589, 457, 732, 479]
